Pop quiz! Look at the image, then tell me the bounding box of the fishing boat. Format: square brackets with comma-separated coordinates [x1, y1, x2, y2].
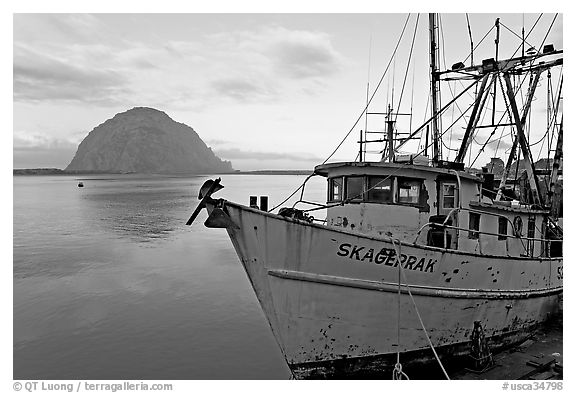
[188, 14, 563, 379]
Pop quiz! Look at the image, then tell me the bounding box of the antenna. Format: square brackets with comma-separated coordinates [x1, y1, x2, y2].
[362, 33, 373, 162]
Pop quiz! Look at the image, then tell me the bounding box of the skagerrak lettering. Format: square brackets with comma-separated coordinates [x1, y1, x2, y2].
[336, 242, 436, 273]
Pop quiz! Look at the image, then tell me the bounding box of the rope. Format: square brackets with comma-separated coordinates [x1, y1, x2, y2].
[322, 14, 412, 165]
[269, 15, 412, 213]
[394, 14, 420, 123]
[388, 236, 451, 380]
[392, 237, 409, 380]
[392, 362, 410, 380]
[499, 22, 537, 49]
[267, 173, 316, 213]
[459, 24, 495, 66]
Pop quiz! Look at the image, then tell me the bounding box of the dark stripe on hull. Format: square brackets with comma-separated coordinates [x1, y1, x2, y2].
[289, 325, 542, 379]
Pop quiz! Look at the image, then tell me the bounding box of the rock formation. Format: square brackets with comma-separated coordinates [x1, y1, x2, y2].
[66, 107, 233, 174]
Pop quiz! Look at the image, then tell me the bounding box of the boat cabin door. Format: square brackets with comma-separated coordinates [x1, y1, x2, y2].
[434, 180, 459, 249]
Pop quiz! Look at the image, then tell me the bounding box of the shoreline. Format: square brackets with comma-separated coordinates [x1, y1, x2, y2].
[13, 168, 313, 176]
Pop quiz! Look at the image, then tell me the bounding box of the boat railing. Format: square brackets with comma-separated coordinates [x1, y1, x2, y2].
[413, 206, 562, 257]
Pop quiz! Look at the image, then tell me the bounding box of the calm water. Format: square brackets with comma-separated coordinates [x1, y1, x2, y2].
[13, 174, 326, 379]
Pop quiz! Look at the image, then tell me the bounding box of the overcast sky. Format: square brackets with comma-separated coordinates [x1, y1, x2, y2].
[13, 12, 562, 170]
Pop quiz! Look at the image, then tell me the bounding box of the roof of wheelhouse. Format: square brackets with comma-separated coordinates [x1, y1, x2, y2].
[314, 161, 481, 182]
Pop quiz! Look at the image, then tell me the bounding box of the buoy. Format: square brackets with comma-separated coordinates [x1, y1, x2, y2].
[78, 182, 84, 188]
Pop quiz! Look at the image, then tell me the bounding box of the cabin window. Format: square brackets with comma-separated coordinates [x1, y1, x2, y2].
[442, 183, 458, 209]
[328, 177, 343, 202]
[397, 178, 422, 205]
[346, 177, 364, 201]
[367, 176, 393, 203]
[468, 212, 480, 239]
[498, 217, 508, 240]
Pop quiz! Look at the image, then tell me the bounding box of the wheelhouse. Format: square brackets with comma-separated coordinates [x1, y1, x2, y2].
[314, 161, 560, 258]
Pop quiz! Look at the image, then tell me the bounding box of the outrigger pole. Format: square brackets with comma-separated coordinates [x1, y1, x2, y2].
[548, 116, 563, 216]
[495, 70, 542, 202]
[455, 74, 493, 163]
[501, 71, 544, 206]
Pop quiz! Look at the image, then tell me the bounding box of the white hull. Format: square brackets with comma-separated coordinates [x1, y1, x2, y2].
[207, 201, 562, 378]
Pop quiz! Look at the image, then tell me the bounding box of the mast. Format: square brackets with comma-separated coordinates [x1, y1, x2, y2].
[492, 18, 500, 125]
[429, 13, 442, 164]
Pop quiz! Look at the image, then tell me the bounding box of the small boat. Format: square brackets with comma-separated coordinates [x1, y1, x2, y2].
[77, 182, 84, 188]
[188, 13, 562, 379]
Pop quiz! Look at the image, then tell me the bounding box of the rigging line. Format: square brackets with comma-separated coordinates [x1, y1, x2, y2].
[536, 79, 561, 159]
[416, 100, 476, 162]
[493, 123, 508, 161]
[448, 81, 456, 159]
[497, 14, 543, 72]
[363, 33, 374, 161]
[440, 15, 469, 128]
[499, 22, 537, 49]
[440, 84, 468, 153]
[470, 75, 514, 168]
[394, 13, 420, 123]
[486, 131, 513, 145]
[533, 15, 559, 165]
[470, 85, 494, 146]
[467, 27, 542, 169]
[536, 13, 558, 52]
[493, 76, 510, 158]
[267, 173, 317, 213]
[409, 38, 417, 135]
[544, 72, 562, 164]
[392, 48, 396, 110]
[418, 89, 431, 152]
[321, 13, 412, 165]
[394, 77, 481, 152]
[470, 112, 513, 168]
[461, 24, 496, 64]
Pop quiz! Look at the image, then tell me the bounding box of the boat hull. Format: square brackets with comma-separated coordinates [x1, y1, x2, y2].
[206, 200, 562, 379]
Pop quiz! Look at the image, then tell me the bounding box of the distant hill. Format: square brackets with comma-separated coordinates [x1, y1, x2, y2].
[13, 168, 65, 175]
[65, 107, 233, 174]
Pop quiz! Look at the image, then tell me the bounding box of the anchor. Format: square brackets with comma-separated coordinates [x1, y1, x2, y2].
[185, 178, 238, 229]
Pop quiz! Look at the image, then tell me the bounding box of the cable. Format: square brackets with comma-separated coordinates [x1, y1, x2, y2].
[499, 22, 537, 49]
[322, 14, 412, 165]
[394, 14, 420, 123]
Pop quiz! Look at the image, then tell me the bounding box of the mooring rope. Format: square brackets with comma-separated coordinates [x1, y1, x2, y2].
[388, 235, 451, 380]
[392, 237, 409, 380]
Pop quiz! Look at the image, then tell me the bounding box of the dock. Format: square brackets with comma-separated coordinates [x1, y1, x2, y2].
[452, 310, 563, 380]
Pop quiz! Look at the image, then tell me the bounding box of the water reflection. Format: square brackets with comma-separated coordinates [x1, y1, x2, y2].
[13, 174, 318, 379]
[80, 176, 206, 243]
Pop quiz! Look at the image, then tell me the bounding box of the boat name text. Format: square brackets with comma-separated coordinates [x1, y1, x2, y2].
[336, 243, 436, 273]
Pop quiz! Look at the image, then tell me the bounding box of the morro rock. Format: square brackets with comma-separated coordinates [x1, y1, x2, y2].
[65, 107, 233, 174]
